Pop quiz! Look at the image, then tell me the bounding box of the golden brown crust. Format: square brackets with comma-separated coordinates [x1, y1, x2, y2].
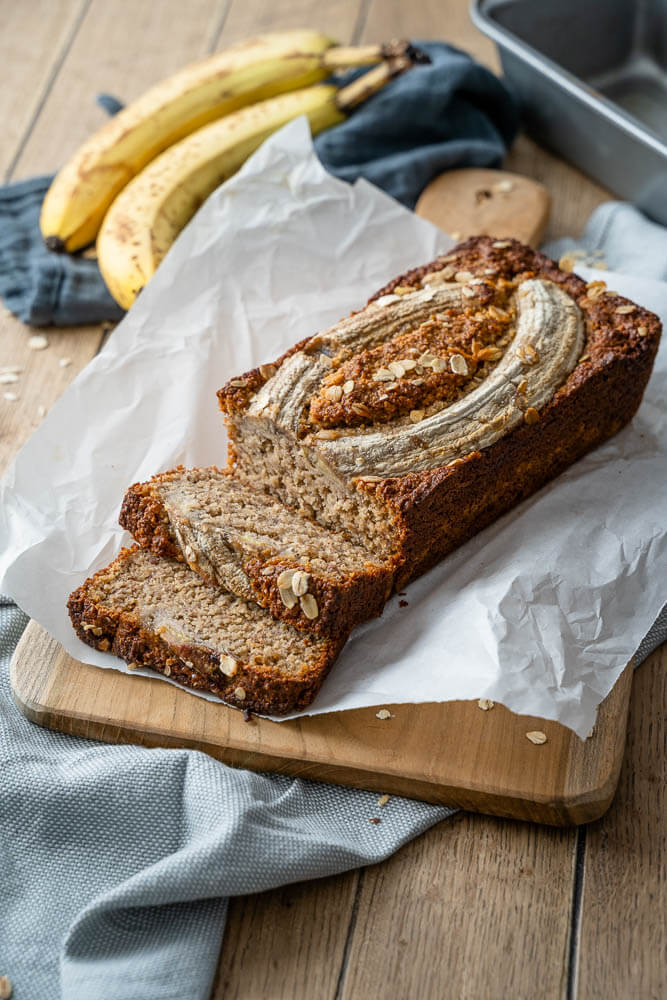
[217, 336, 313, 415]
[67, 547, 345, 715]
[219, 235, 661, 591]
[119, 469, 392, 639]
[308, 302, 513, 429]
[218, 236, 659, 421]
[364, 238, 661, 582]
[244, 556, 392, 638]
[119, 476, 184, 562]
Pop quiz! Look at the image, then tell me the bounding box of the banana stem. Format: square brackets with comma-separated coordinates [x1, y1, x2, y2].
[335, 56, 413, 112]
[323, 44, 385, 69]
[323, 39, 430, 70]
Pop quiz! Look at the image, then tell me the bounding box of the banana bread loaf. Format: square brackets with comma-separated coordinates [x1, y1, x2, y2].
[119, 466, 391, 637]
[68, 546, 346, 714]
[218, 236, 661, 590]
[69, 236, 661, 714]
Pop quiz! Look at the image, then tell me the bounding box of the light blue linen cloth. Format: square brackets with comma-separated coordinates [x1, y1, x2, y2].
[543, 201, 667, 281]
[0, 597, 453, 999]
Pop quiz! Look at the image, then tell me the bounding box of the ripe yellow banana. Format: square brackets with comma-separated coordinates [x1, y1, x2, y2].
[40, 30, 399, 253]
[97, 60, 414, 310]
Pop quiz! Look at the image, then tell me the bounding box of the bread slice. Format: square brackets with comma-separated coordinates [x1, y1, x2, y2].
[218, 236, 661, 590]
[119, 466, 392, 638]
[67, 546, 345, 714]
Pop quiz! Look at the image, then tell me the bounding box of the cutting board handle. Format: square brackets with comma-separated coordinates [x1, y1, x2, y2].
[415, 167, 551, 247]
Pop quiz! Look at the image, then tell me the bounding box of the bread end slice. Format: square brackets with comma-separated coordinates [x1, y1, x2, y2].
[68, 546, 345, 715]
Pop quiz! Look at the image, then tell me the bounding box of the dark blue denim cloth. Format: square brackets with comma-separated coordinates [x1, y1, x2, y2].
[0, 176, 125, 327]
[0, 42, 518, 326]
[314, 42, 519, 207]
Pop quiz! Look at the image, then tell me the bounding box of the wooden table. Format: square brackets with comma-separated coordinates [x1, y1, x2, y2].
[2, 2, 664, 997]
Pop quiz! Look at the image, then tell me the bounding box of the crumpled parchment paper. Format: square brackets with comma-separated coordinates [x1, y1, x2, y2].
[1, 118, 665, 737]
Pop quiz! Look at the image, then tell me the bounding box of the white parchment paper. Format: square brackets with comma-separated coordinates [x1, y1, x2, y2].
[1, 119, 665, 737]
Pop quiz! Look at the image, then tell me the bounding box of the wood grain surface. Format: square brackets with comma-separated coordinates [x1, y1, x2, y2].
[214, 871, 360, 1000]
[339, 814, 577, 1000]
[1, 1, 664, 998]
[0, 0, 88, 178]
[577, 644, 666, 1000]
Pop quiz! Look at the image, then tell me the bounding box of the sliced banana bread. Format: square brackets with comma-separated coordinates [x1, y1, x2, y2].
[119, 466, 392, 638]
[218, 236, 661, 589]
[68, 546, 346, 714]
[69, 236, 661, 715]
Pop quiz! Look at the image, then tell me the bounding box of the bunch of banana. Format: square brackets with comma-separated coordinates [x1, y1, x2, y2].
[40, 30, 413, 253]
[97, 56, 421, 309]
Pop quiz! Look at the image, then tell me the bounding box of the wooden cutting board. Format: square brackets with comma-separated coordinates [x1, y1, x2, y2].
[11, 167, 626, 826]
[10, 623, 632, 825]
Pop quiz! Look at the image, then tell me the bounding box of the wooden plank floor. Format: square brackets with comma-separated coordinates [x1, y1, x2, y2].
[1, 1, 664, 997]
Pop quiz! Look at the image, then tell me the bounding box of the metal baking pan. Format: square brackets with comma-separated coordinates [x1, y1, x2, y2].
[471, 0, 667, 224]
